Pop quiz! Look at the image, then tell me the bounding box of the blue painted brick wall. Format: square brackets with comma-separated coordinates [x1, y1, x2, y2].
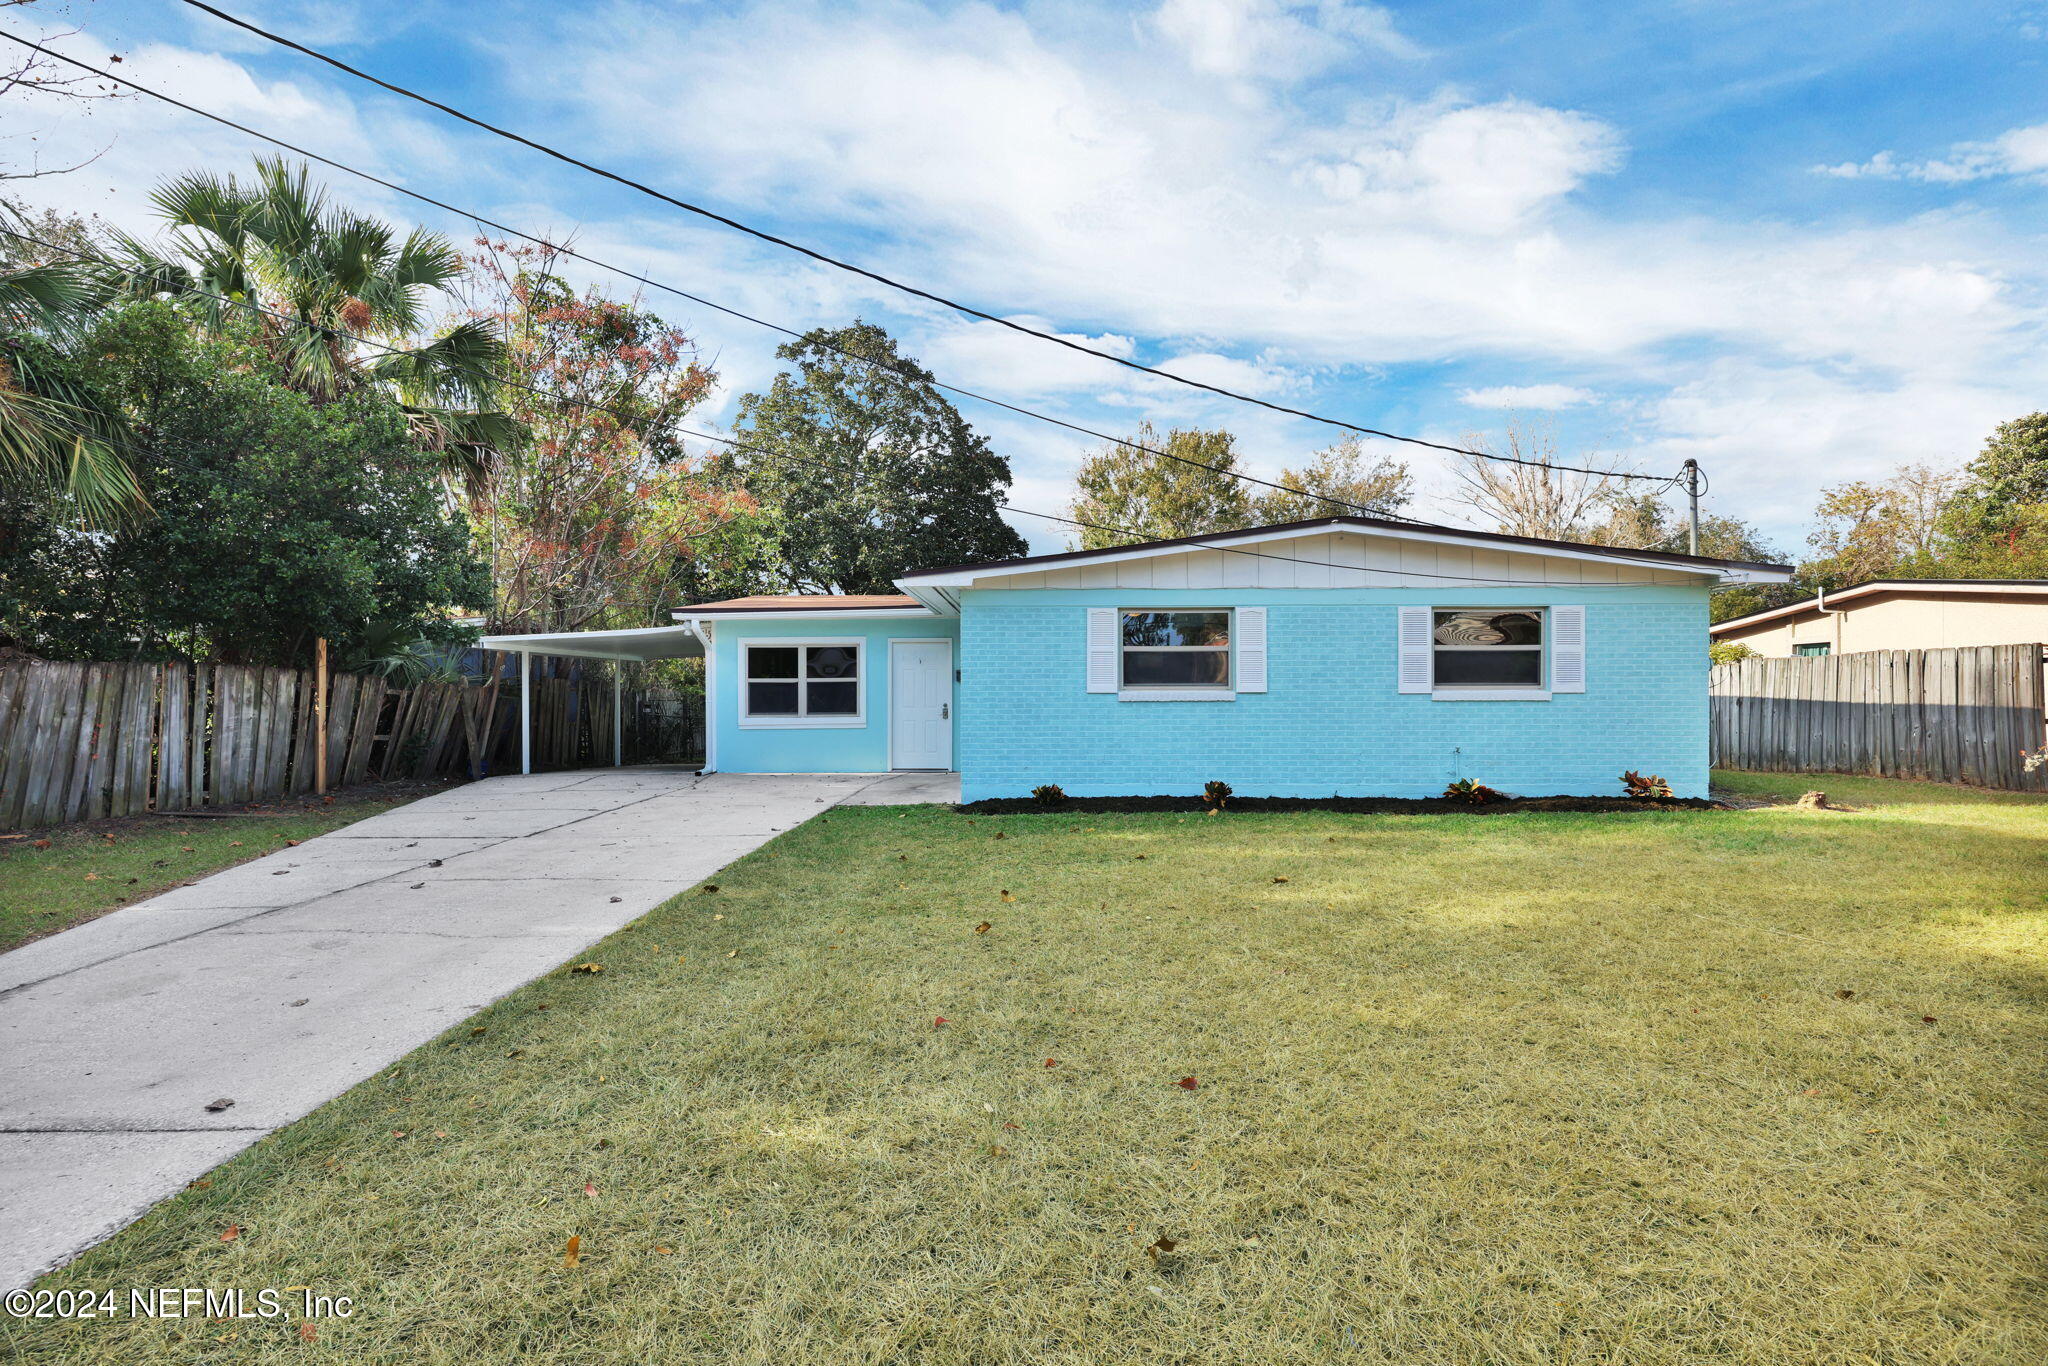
[957, 588, 1711, 801]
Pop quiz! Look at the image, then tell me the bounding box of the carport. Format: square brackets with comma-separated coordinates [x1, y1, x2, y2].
[478, 624, 705, 775]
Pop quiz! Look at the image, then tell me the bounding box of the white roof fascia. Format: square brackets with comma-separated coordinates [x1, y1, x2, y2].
[898, 521, 1784, 588]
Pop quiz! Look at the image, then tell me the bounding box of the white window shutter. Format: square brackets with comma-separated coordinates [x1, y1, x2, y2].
[1551, 604, 1586, 693]
[1397, 606, 1432, 694]
[1086, 608, 1118, 692]
[1236, 607, 1267, 692]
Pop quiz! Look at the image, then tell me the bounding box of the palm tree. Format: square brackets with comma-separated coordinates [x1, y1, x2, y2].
[0, 223, 144, 527]
[104, 157, 521, 491]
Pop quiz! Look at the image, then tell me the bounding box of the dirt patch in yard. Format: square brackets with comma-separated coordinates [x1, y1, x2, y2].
[960, 793, 1722, 815]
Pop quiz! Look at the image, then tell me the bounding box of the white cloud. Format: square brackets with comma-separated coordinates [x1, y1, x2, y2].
[1152, 0, 1416, 81]
[1301, 98, 1625, 232]
[1814, 122, 2048, 183]
[1460, 384, 1595, 409]
[918, 316, 1138, 397]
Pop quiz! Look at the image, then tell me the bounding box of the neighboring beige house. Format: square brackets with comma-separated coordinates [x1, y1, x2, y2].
[1711, 579, 2048, 656]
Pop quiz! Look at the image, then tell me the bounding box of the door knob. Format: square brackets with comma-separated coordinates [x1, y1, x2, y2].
[941, 703, 949, 719]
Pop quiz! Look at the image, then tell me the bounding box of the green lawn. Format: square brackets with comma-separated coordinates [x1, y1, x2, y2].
[7, 772, 2044, 1364]
[0, 786, 438, 953]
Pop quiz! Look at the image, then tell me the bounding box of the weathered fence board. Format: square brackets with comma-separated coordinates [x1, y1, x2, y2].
[1, 654, 695, 827]
[1711, 643, 2047, 791]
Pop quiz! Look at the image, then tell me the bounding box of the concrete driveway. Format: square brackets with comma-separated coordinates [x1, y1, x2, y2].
[0, 768, 955, 1290]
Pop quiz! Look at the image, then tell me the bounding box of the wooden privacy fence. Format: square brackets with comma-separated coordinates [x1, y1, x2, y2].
[1710, 643, 2048, 792]
[0, 655, 699, 828]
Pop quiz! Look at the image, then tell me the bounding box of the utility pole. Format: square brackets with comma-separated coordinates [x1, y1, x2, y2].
[1681, 459, 1702, 556]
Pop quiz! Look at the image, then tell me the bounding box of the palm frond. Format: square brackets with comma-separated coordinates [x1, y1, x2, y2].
[0, 261, 111, 341]
[0, 358, 146, 528]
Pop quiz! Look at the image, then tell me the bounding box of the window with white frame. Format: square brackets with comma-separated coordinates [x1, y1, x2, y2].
[1121, 609, 1231, 689]
[1432, 610, 1544, 688]
[743, 642, 862, 722]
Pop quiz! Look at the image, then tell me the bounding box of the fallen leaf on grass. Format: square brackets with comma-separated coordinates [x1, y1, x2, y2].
[82, 872, 98, 881]
[990, 1145, 1008, 1157]
[701, 884, 719, 895]
[299, 1322, 317, 1343]
[33, 838, 52, 849]
[974, 922, 992, 934]
[1044, 1058, 1059, 1069]
[1000, 890, 1016, 903]
[470, 1027, 486, 1037]
[220, 1225, 241, 1243]
[1177, 1077, 1200, 1090]
[585, 1182, 598, 1198]
[726, 949, 738, 959]
[230, 841, 242, 847]
[1271, 876, 1289, 884]
[1836, 989, 1855, 1000]
[186, 1178, 212, 1189]
[654, 1246, 674, 1255]
[1146, 1235, 1178, 1261]
[1002, 1121, 1022, 1131]
[933, 1017, 949, 1028]
[180, 846, 193, 852]
[1800, 1088, 1821, 1096]
[569, 963, 604, 975]
[284, 839, 300, 847]
[563, 1235, 582, 1268]
[1922, 1015, 1938, 1025]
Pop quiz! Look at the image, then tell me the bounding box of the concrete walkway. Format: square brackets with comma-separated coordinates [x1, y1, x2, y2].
[0, 768, 956, 1290]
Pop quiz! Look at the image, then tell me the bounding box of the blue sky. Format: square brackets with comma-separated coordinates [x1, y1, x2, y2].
[7, 0, 2045, 555]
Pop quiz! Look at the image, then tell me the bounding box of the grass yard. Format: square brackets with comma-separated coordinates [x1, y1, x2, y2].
[7, 772, 2044, 1364]
[0, 783, 445, 953]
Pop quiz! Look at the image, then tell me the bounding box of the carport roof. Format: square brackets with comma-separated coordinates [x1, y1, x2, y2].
[477, 623, 704, 662]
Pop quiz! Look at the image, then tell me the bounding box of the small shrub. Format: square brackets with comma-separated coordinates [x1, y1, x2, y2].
[1709, 640, 1758, 665]
[1029, 783, 1067, 806]
[1443, 778, 1504, 804]
[1203, 780, 1233, 808]
[1621, 769, 1674, 801]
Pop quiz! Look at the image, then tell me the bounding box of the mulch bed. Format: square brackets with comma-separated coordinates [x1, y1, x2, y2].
[958, 794, 1723, 816]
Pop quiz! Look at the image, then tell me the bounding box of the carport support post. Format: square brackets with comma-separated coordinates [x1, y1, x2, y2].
[612, 667, 623, 767]
[520, 650, 532, 775]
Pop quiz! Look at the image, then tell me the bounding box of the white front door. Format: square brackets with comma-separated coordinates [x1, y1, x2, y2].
[889, 639, 953, 769]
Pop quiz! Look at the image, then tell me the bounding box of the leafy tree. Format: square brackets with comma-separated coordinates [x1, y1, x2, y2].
[721, 321, 1025, 592]
[1936, 413, 2048, 576]
[459, 240, 759, 633]
[1248, 435, 1411, 523]
[1803, 463, 1961, 587]
[1066, 424, 1251, 549]
[102, 157, 519, 491]
[0, 302, 484, 665]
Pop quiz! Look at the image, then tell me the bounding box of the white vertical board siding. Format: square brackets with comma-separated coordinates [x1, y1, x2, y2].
[1236, 607, 1268, 692]
[1086, 608, 1118, 692]
[1397, 607, 1433, 693]
[977, 531, 1691, 590]
[1551, 604, 1587, 692]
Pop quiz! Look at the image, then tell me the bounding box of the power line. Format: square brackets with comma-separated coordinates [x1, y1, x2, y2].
[0, 31, 1457, 526]
[2, 224, 1727, 590]
[163, 2, 1682, 486]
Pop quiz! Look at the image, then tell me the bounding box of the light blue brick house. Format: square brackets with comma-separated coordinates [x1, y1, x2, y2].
[484, 516, 1790, 800]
